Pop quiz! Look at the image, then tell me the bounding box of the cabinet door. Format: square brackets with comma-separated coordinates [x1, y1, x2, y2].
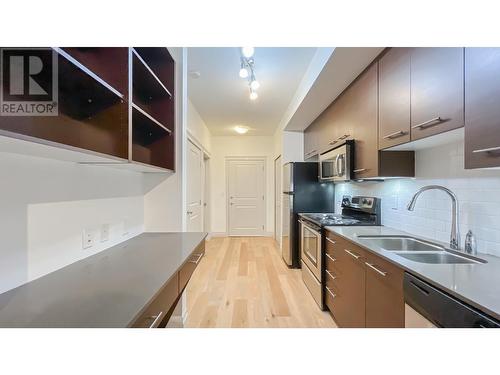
[465, 48, 500, 169]
[304, 121, 319, 160]
[410, 48, 464, 140]
[352, 63, 379, 178]
[331, 238, 366, 327]
[379, 48, 411, 149]
[365, 253, 404, 328]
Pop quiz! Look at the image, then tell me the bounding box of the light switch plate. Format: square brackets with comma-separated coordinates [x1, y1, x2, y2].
[82, 228, 95, 249]
[100, 224, 110, 242]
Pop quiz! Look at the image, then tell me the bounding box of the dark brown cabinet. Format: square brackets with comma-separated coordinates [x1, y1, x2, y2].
[365, 252, 404, 328]
[324, 232, 404, 328]
[378, 48, 411, 149]
[465, 48, 500, 169]
[325, 233, 365, 327]
[410, 48, 464, 141]
[351, 63, 379, 179]
[304, 120, 320, 160]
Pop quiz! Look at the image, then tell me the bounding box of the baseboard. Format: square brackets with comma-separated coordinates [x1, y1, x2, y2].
[209, 232, 228, 238]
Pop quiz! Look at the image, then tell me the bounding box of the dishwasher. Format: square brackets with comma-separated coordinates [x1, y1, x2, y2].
[403, 272, 500, 328]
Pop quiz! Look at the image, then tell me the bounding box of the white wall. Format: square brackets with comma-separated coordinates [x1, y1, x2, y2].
[0, 152, 145, 293]
[335, 139, 500, 257]
[210, 135, 275, 235]
[187, 99, 211, 153]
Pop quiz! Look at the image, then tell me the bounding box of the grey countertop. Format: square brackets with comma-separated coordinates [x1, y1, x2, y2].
[0, 232, 207, 328]
[325, 226, 500, 321]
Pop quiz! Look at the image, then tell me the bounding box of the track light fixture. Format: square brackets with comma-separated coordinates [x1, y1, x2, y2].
[239, 47, 260, 100]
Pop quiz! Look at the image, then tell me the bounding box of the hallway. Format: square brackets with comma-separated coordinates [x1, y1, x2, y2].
[185, 236, 336, 328]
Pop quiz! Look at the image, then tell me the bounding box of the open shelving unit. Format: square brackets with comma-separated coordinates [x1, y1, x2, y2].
[130, 47, 175, 171]
[0, 47, 176, 172]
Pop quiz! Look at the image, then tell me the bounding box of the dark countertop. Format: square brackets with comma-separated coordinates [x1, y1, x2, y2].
[0, 232, 207, 328]
[325, 226, 500, 321]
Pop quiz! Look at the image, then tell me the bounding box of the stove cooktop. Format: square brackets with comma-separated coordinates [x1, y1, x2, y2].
[300, 212, 378, 227]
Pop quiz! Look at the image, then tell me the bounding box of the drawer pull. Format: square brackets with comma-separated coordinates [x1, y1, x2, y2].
[148, 311, 164, 328]
[189, 253, 204, 265]
[353, 168, 367, 173]
[382, 130, 408, 139]
[326, 237, 336, 245]
[365, 262, 387, 276]
[325, 253, 336, 262]
[328, 139, 338, 145]
[325, 286, 336, 299]
[325, 269, 337, 280]
[472, 146, 500, 154]
[411, 117, 442, 129]
[344, 249, 361, 260]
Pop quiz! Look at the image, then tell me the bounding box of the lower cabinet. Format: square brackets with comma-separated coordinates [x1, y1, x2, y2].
[130, 240, 205, 328]
[324, 232, 404, 328]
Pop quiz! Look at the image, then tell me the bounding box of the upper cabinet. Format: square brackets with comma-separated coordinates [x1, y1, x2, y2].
[410, 48, 464, 140]
[464, 48, 500, 169]
[0, 47, 176, 172]
[304, 119, 320, 160]
[378, 48, 411, 149]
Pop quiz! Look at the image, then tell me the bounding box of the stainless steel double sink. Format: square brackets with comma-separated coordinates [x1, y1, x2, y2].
[356, 235, 487, 264]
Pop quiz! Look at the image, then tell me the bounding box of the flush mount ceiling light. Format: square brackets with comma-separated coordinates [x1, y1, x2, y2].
[234, 125, 249, 134]
[238, 47, 260, 101]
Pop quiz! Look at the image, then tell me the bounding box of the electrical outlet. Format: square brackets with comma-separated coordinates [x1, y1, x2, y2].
[100, 224, 110, 242]
[82, 228, 95, 249]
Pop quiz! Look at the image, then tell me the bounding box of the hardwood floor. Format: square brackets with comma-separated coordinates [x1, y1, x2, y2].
[184, 236, 337, 328]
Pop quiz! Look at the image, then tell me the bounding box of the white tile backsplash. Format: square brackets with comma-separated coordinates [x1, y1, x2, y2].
[335, 139, 500, 257]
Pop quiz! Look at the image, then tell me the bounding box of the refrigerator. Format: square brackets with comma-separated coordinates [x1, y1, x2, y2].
[282, 162, 335, 268]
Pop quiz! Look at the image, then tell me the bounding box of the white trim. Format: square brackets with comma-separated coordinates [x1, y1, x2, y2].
[53, 48, 124, 98]
[187, 129, 211, 158]
[225, 156, 267, 236]
[131, 103, 172, 133]
[131, 48, 172, 97]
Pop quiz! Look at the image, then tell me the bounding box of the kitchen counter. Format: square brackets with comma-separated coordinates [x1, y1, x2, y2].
[0, 232, 207, 328]
[325, 226, 500, 321]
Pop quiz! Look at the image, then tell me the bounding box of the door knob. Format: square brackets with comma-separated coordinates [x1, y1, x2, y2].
[187, 211, 193, 215]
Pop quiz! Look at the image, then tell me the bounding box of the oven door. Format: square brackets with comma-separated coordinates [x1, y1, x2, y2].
[299, 220, 322, 281]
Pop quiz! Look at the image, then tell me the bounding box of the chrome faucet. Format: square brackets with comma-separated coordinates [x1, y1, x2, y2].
[407, 185, 460, 250]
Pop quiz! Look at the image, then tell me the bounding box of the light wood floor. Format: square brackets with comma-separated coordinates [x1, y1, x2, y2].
[185, 236, 336, 328]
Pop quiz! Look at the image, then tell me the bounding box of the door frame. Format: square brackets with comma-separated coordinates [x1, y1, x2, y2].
[225, 156, 267, 236]
[187, 134, 211, 233]
[274, 155, 282, 245]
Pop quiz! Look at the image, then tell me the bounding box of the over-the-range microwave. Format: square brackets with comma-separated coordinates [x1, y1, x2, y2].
[318, 140, 354, 182]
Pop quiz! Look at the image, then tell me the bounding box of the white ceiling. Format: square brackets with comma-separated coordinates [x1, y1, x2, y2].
[187, 47, 317, 136]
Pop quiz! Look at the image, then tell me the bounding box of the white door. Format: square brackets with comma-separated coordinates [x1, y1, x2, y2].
[187, 140, 203, 232]
[227, 159, 266, 236]
[274, 156, 282, 242]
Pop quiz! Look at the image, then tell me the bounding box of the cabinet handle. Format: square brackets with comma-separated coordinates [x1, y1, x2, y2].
[472, 146, 500, 154]
[344, 249, 361, 260]
[382, 130, 408, 139]
[326, 237, 336, 245]
[339, 134, 350, 140]
[325, 286, 337, 299]
[306, 149, 318, 156]
[353, 168, 367, 173]
[325, 253, 336, 262]
[365, 262, 387, 276]
[326, 269, 337, 280]
[411, 117, 442, 129]
[189, 253, 204, 265]
[148, 311, 164, 328]
[328, 139, 338, 145]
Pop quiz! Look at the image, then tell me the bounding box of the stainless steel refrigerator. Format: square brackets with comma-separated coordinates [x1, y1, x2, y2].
[282, 162, 335, 268]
